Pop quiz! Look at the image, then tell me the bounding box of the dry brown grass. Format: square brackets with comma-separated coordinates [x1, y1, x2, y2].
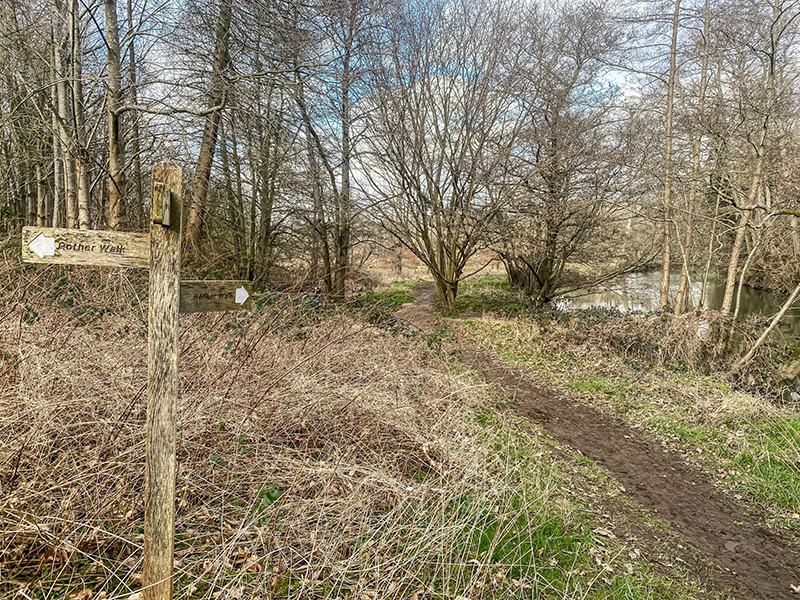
[0, 265, 543, 600]
[0, 265, 721, 600]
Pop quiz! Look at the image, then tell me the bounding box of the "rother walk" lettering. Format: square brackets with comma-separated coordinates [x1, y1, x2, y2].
[56, 241, 127, 254]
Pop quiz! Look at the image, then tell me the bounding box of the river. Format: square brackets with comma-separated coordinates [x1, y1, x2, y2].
[562, 270, 800, 339]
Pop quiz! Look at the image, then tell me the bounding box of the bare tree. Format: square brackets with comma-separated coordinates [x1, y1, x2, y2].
[496, 1, 635, 305]
[659, 0, 680, 311]
[365, 0, 523, 312]
[718, 0, 800, 314]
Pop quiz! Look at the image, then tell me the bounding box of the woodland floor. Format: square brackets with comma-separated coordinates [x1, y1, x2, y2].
[398, 282, 800, 600]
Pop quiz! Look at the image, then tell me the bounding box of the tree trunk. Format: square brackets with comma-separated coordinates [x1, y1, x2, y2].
[49, 16, 64, 228]
[699, 192, 720, 308]
[720, 3, 779, 315]
[732, 221, 770, 323]
[36, 162, 47, 226]
[70, 0, 90, 229]
[219, 121, 241, 263]
[230, 122, 247, 278]
[126, 0, 143, 229]
[245, 126, 257, 280]
[295, 76, 332, 293]
[332, 37, 352, 301]
[106, 0, 126, 230]
[26, 168, 36, 225]
[435, 276, 458, 314]
[184, 0, 232, 255]
[255, 86, 274, 280]
[675, 0, 710, 314]
[660, 0, 681, 312]
[53, 0, 77, 228]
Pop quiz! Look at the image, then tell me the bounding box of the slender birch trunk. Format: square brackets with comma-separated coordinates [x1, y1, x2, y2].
[53, 0, 77, 228]
[106, 0, 126, 230]
[69, 0, 90, 229]
[49, 16, 64, 228]
[126, 0, 143, 229]
[675, 0, 710, 314]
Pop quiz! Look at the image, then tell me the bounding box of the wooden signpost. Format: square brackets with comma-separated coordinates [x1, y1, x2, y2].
[21, 163, 253, 600]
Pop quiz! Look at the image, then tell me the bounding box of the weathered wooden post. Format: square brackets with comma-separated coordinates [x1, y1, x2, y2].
[143, 163, 182, 600]
[21, 161, 253, 600]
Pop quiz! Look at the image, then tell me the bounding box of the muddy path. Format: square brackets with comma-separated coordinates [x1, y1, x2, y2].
[399, 283, 800, 600]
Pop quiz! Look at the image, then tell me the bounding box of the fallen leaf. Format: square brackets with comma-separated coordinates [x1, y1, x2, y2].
[790, 584, 800, 594]
[594, 528, 616, 539]
[126, 595, 142, 600]
[71, 589, 93, 600]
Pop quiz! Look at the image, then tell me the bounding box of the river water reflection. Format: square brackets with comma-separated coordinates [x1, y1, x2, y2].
[563, 270, 800, 338]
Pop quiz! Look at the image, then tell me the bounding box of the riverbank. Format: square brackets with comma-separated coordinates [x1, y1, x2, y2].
[448, 275, 800, 547]
[2, 264, 798, 599]
[558, 269, 800, 339]
[455, 274, 800, 391]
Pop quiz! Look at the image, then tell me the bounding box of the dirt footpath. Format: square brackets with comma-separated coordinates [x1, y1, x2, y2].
[399, 284, 800, 600]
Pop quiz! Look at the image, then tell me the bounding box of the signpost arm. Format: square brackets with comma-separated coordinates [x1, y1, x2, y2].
[143, 164, 182, 600]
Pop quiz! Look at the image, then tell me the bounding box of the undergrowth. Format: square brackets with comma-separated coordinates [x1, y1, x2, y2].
[0, 267, 710, 599]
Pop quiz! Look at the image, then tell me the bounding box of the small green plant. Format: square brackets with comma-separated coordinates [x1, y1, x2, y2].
[253, 483, 283, 525]
[424, 323, 455, 355]
[210, 454, 229, 468]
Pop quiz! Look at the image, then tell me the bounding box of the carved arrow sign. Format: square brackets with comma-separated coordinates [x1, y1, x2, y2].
[179, 280, 253, 314]
[28, 232, 55, 258]
[22, 227, 150, 268]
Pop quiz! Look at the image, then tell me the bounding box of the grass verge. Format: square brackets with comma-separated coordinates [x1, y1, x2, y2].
[457, 301, 800, 542]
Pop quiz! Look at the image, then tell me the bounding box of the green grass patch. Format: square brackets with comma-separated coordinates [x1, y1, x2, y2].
[569, 377, 632, 397]
[455, 275, 526, 315]
[353, 281, 416, 311]
[451, 405, 709, 599]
